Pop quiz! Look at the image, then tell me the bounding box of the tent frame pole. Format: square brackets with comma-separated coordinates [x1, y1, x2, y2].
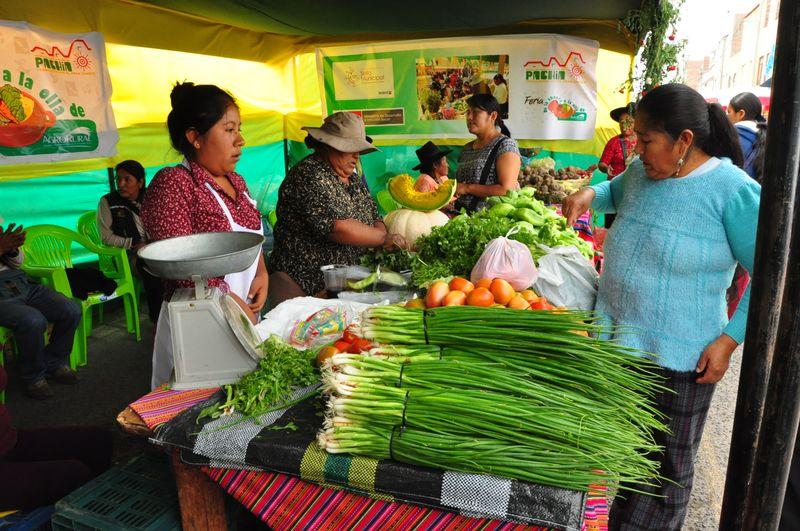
[719, 0, 800, 527]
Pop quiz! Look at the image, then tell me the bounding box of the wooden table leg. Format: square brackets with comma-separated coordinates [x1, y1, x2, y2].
[171, 450, 228, 530]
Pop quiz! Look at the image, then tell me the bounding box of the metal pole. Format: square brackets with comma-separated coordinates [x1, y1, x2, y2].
[719, 0, 800, 528]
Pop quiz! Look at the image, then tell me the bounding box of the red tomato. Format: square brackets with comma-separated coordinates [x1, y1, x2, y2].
[530, 298, 553, 311]
[348, 337, 373, 353]
[342, 331, 358, 344]
[333, 340, 352, 352]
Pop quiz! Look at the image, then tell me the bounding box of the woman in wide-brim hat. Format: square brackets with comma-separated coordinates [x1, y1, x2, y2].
[413, 141, 452, 192]
[268, 112, 408, 307]
[590, 103, 637, 228]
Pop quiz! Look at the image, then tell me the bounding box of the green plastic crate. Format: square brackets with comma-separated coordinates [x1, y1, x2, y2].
[51, 452, 181, 530]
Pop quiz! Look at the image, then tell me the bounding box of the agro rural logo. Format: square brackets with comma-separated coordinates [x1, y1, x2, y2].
[30, 39, 93, 73]
[344, 66, 387, 88]
[544, 97, 588, 122]
[524, 51, 586, 82]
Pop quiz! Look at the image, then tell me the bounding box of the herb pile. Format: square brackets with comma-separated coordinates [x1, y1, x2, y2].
[200, 335, 319, 422]
[370, 187, 593, 287]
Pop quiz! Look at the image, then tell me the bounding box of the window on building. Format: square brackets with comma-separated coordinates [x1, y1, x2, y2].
[764, 0, 772, 27]
[732, 16, 744, 55]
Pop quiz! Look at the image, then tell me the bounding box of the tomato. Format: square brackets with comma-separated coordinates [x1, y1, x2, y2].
[342, 331, 358, 344]
[475, 278, 492, 289]
[333, 340, 352, 352]
[530, 298, 554, 311]
[443, 290, 467, 306]
[466, 287, 494, 307]
[449, 277, 475, 294]
[425, 281, 450, 308]
[316, 346, 340, 366]
[489, 279, 515, 306]
[349, 337, 373, 353]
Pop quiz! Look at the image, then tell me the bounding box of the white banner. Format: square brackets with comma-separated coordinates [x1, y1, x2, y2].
[318, 34, 598, 140]
[0, 20, 118, 164]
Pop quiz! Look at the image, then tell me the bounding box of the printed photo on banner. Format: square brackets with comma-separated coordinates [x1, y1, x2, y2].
[416, 55, 509, 121]
[0, 20, 118, 164]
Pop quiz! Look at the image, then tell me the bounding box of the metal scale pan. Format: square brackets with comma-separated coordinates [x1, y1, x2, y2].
[137, 231, 266, 389]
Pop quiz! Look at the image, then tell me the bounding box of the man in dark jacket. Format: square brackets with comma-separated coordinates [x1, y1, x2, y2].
[0, 223, 81, 399]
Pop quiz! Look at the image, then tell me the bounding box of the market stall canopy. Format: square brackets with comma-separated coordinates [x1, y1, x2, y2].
[1, 0, 640, 63]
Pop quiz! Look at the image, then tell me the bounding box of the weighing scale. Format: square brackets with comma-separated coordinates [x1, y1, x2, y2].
[138, 232, 265, 390]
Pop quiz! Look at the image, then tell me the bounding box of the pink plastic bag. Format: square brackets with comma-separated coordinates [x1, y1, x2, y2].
[470, 229, 538, 290]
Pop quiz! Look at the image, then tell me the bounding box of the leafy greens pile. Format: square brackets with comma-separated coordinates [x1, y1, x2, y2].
[372, 187, 594, 287]
[200, 335, 319, 422]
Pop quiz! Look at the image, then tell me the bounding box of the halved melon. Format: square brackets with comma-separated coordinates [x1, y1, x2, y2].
[387, 174, 457, 211]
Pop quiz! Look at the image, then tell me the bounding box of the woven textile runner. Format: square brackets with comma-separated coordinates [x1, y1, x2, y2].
[204, 467, 608, 531]
[129, 388, 609, 530]
[129, 387, 218, 429]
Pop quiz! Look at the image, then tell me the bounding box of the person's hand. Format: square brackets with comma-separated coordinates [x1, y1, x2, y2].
[247, 273, 268, 313]
[383, 233, 409, 251]
[0, 224, 25, 255]
[456, 182, 470, 196]
[695, 334, 739, 384]
[562, 188, 595, 226]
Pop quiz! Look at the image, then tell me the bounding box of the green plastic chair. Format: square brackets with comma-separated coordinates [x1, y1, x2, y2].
[376, 189, 399, 216]
[77, 211, 144, 327]
[20, 225, 141, 369]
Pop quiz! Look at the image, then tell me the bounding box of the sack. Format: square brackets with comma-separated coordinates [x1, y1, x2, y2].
[470, 228, 537, 290]
[533, 245, 598, 310]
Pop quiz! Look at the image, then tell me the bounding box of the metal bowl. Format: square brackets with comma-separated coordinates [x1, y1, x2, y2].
[138, 232, 265, 280]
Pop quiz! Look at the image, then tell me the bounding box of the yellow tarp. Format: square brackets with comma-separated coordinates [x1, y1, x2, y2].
[0, 43, 292, 182]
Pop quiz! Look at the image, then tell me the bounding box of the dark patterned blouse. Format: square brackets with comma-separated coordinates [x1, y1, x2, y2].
[269, 155, 379, 295]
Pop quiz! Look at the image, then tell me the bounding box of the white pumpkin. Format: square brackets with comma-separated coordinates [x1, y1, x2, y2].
[383, 208, 449, 246]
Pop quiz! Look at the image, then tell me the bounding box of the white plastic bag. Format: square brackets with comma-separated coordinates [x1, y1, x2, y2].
[470, 228, 538, 290]
[533, 245, 598, 310]
[254, 297, 372, 347]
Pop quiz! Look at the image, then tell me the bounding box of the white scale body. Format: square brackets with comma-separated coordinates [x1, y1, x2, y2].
[167, 286, 257, 390]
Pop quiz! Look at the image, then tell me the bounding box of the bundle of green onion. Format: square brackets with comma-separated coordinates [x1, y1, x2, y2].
[317, 306, 668, 493]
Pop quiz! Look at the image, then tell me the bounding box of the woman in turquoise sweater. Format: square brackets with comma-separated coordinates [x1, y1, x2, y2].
[564, 83, 758, 530]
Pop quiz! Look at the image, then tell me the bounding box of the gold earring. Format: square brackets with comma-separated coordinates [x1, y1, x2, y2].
[194, 142, 200, 148]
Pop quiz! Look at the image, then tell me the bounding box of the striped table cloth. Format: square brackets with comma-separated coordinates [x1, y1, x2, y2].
[130, 389, 608, 531]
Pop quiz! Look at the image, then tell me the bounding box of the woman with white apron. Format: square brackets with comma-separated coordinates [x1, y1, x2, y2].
[141, 82, 268, 389]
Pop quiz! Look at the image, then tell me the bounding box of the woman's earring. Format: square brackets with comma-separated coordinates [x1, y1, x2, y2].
[675, 157, 685, 177]
[194, 142, 200, 148]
